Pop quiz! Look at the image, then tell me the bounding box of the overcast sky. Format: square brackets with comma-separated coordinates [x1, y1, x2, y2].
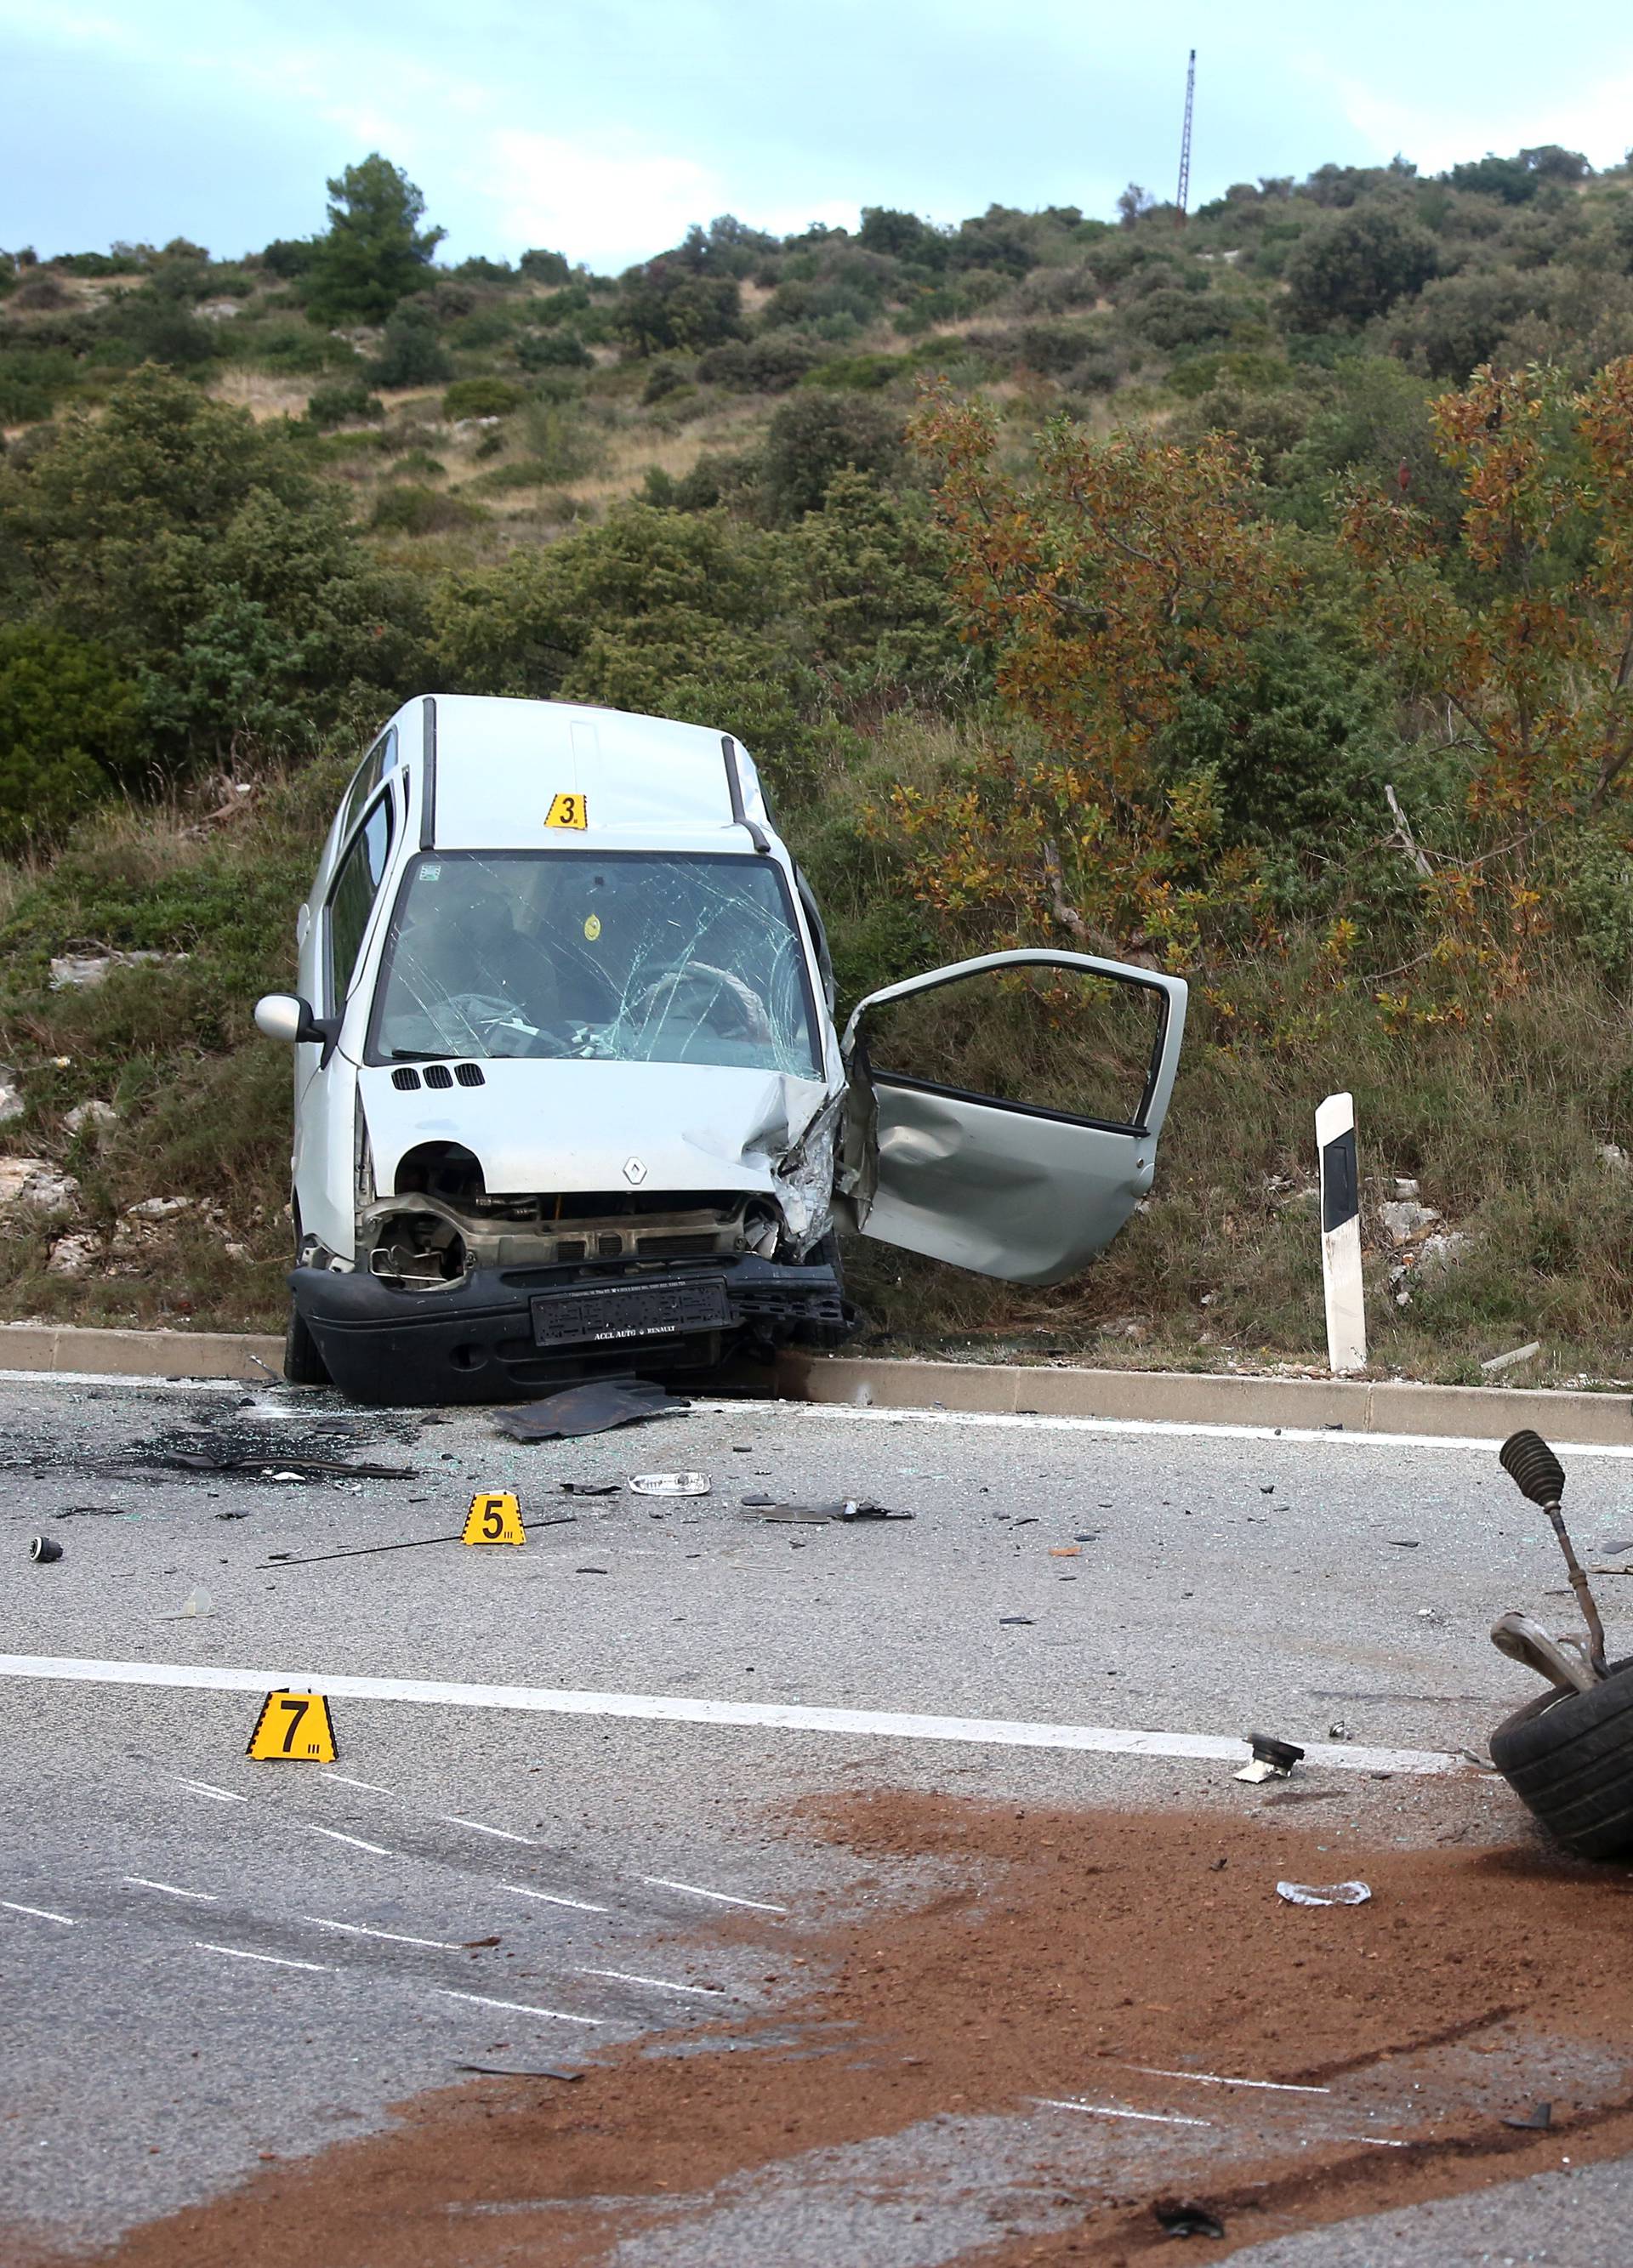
[3, 0, 1632, 271]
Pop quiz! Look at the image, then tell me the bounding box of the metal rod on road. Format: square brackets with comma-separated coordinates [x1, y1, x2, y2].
[259, 1515, 577, 1569]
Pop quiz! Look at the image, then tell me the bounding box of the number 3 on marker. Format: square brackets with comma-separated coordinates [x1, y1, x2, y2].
[545, 793, 587, 829]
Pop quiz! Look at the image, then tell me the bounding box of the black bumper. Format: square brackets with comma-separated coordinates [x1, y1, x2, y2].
[292, 1255, 848, 1405]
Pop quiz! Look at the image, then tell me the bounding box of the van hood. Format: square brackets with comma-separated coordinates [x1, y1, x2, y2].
[356, 1057, 839, 1208]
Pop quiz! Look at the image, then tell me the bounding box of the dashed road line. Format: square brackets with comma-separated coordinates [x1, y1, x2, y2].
[1124, 2063, 1330, 2095]
[304, 1826, 395, 1857]
[640, 1876, 788, 1913]
[438, 1816, 532, 1843]
[1, 1900, 76, 1926]
[499, 1883, 609, 1914]
[436, 1988, 601, 2025]
[302, 1916, 465, 1952]
[577, 1966, 723, 1997]
[195, 1942, 329, 1973]
[321, 1772, 394, 1795]
[124, 1877, 217, 1903]
[1033, 2097, 1212, 2129]
[175, 1777, 248, 1804]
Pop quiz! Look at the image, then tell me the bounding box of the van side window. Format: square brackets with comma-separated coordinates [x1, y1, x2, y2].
[338, 727, 398, 846]
[326, 796, 394, 1009]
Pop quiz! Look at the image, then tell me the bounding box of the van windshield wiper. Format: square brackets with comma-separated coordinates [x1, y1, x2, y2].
[387, 1049, 456, 1062]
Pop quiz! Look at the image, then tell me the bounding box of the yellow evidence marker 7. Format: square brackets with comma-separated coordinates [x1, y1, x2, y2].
[544, 792, 587, 830]
[463, 1490, 526, 1546]
[246, 1690, 339, 1762]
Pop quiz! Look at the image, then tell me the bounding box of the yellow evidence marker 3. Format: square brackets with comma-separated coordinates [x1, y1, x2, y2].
[246, 1690, 339, 1762]
[462, 1490, 526, 1546]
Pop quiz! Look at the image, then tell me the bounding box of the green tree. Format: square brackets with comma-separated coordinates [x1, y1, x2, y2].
[763, 394, 905, 520]
[304, 155, 445, 326]
[0, 624, 139, 848]
[1283, 203, 1440, 331]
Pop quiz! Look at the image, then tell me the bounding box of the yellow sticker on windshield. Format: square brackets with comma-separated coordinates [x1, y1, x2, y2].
[545, 793, 587, 830]
[583, 913, 601, 941]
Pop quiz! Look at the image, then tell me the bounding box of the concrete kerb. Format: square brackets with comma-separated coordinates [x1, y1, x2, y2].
[1, 1324, 1630, 1445]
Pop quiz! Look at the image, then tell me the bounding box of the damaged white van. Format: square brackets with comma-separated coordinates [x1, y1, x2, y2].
[253, 696, 1187, 1402]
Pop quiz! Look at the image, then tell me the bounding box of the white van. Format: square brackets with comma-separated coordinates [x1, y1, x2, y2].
[254, 695, 1187, 1402]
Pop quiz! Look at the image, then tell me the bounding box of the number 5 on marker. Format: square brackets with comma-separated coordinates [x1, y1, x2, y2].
[462, 1490, 525, 1545]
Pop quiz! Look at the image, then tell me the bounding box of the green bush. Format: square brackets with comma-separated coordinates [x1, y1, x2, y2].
[303, 154, 445, 325]
[516, 327, 592, 372]
[0, 625, 139, 848]
[304, 379, 384, 429]
[370, 483, 484, 534]
[763, 393, 906, 520]
[441, 375, 524, 418]
[368, 304, 453, 388]
[1283, 202, 1441, 331]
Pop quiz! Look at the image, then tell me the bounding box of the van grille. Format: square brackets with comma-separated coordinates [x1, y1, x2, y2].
[455, 1062, 485, 1087]
[424, 1064, 453, 1089]
[391, 1067, 421, 1091]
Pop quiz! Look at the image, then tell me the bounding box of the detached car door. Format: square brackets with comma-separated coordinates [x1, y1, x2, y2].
[837, 949, 1186, 1287]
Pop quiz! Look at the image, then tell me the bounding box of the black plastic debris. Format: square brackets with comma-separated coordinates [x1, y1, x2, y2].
[29, 1535, 63, 1565]
[739, 1495, 912, 1525]
[1502, 2100, 1552, 2130]
[492, 1378, 688, 1441]
[456, 2064, 583, 2081]
[999, 1614, 1033, 1626]
[560, 1480, 621, 1497]
[1235, 1731, 1306, 1785]
[159, 1448, 414, 1480]
[1154, 2200, 1226, 2239]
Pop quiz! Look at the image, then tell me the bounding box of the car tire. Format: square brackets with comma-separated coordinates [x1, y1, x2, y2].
[1488, 1655, 1633, 1859]
[283, 1302, 331, 1388]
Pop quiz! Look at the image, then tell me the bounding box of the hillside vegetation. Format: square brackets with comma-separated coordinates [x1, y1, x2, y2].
[4, 147, 1633, 1383]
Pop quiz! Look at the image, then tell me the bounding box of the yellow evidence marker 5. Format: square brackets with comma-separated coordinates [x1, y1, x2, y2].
[544, 792, 587, 829]
[463, 1490, 526, 1546]
[246, 1690, 339, 1762]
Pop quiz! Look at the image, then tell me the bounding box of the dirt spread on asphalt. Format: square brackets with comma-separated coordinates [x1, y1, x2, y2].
[27, 1791, 1633, 2266]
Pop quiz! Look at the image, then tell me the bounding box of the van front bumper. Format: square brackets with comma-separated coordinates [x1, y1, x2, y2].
[291, 1255, 848, 1405]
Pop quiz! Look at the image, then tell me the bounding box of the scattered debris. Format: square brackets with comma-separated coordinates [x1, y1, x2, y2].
[1490, 1609, 1596, 1693]
[260, 1515, 576, 1569]
[47, 1231, 103, 1277]
[0, 1158, 80, 1213]
[1328, 1722, 1350, 1740]
[28, 1535, 63, 1565]
[49, 947, 187, 991]
[1502, 2100, 1553, 2131]
[1387, 1538, 1420, 1549]
[492, 1378, 688, 1441]
[739, 1496, 913, 1524]
[180, 1586, 213, 1618]
[1380, 1197, 1440, 1241]
[999, 1615, 1033, 1626]
[629, 1471, 710, 1497]
[1277, 1879, 1372, 1907]
[1597, 1144, 1628, 1174]
[456, 2064, 582, 2081]
[1234, 1732, 1304, 1783]
[157, 1446, 415, 1480]
[1498, 1431, 1607, 1675]
[560, 1481, 620, 1497]
[575, 1566, 610, 1575]
[0, 1062, 21, 1125]
[1153, 2199, 1226, 2239]
[1482, 1341, 1541, 1376]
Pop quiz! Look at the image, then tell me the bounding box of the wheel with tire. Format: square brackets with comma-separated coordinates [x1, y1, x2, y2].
[283, 1301, 331, 1387]
[1489, 1656, 1633, 1859]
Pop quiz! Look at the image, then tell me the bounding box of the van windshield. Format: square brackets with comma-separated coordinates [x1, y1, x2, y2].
[369, 850, 823, 1078]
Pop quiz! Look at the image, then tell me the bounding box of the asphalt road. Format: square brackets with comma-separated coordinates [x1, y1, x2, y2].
[4, 1367, 1632, 2264]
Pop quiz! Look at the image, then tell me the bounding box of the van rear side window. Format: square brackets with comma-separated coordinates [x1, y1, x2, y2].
[368, 850, 822, 1077]
[327, 797, 394, 1008]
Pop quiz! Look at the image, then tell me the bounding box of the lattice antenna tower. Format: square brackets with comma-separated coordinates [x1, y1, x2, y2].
[1175, 48, 1196, 222]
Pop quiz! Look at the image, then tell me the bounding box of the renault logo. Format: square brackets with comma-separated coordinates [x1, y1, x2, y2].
[623, 1157, 647, 1186]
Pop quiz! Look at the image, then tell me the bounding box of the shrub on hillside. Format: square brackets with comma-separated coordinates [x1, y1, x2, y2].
[441, 375, 524, 419]
[368, 304, 453, 387]
[616, 259, 743, 355]
[305, 379, 384, 429]
[370, 483, 484, 535]
[303, 155, 445, 326]
[763, 394, 906, 520]
[0, 625, 140, 849]
[1283, 203, 1441, 331]
[515, 327, 593, 371]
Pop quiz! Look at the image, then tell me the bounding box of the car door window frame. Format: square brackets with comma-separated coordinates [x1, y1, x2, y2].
[846, 953, 1177, 1139]
[323, 788, 395, 1017]
[337, 726, 399, 850]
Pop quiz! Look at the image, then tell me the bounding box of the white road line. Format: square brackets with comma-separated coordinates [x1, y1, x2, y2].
[321, 1772, 394, 1795]
[498, 1883, 609, 1914]
[175, 1778, 248, 1803]
[1033, 2097, 1212, 2128]
[1346, 2136, 1410, 2148]
[576, 1966, 724, 1997]
[439, 1816, 532, 1844]
[124, 1877, 217, 1903]
[1124, 2063, 1330, 2095]
[1, 1900, 76, 1926]
[302, 1917, 464, 1952]
[195, 1942, 329, 1972]
[640, 1876, 788, 1913]
[305, 1827, 395, 1856]
[436, 1988, 600, 2025]
[0, 1657, 1465, 1776]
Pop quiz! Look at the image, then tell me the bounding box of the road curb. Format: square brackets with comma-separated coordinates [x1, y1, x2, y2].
[774, 1352, 1633, 1447]
[3, 1325, 1630, 1444]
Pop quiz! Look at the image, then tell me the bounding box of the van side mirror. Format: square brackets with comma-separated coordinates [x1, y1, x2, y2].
[254, 992, 333, 1047]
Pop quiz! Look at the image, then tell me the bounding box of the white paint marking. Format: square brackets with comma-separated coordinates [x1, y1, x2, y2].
[124, 1877, 217, 1903]
[321, 1772, 395, 1795]
[1124, 2062, 1330, 2095]
[436, 1988, 600, 2026]
[640, 1876, 788, 1913]
[305, 1827, 395, 1857]
[176, 1778, 248, 1804]
[1, 1899, 76, 1926]
[1033, 2097, 1212, 2128]
[0, 1657, 1464, 1776]
[576, 1966, 724, 1998]
[439, 1816, 532, 1844]
[302, 1916, 464, 1953]
[499, 1883, 609, 1914]
[194, 1942, 329, 1972]
[1346, 2135, 1410, 2148]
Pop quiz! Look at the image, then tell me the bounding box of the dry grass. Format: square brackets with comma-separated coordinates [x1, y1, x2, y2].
[208, 369, 312, 421]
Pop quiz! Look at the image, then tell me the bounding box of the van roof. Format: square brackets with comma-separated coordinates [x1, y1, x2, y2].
[419, 694, 771, 851]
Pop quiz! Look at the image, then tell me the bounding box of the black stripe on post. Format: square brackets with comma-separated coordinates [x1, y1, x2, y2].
[1321, 1128, 1358, 1234]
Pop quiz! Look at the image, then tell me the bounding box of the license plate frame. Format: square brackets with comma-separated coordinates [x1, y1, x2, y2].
[530, 1276, 731, 1349]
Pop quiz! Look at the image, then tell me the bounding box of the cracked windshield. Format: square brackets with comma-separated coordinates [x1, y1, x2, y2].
[370, 850, 822, 1077]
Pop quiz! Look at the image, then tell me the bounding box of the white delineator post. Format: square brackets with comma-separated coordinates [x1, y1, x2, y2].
[1316, 1091, 1367, 1375]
